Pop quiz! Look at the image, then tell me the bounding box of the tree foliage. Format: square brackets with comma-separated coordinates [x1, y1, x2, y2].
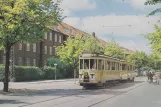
[148, 53, 161, 70]
[126, 51, 149, 69]
[145, 25, 161, 52]
[104, 40, 124, 59]
[83, 36, 103, 54]
[0, 0, 63, 92]
[56, 36, 84, 71]
[145, 0, 161, 15]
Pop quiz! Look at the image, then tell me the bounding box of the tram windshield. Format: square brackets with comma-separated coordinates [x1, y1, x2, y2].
[79, 59, 97, 70]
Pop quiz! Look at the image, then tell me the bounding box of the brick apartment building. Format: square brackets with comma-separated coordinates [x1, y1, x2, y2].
[0, 22, 135, 67]
[0, 28, 68, 67]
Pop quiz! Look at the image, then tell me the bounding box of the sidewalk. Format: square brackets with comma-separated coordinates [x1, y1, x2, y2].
[8, 78, 79, 84]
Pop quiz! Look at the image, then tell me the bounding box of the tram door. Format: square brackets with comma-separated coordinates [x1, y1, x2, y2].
[98, 59, 104, 82]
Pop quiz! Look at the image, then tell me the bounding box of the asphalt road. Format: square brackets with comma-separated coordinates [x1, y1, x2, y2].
[0, 77, 161, 107]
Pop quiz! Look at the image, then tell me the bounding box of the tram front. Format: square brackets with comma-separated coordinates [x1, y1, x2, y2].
[79, 56, 100, 87]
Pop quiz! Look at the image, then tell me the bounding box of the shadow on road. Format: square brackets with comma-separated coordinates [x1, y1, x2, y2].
[0, 99, 27, 104]
[0, 81, 145, 97]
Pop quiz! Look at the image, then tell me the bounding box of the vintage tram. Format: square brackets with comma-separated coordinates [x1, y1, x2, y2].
[79, 52, 136, 87]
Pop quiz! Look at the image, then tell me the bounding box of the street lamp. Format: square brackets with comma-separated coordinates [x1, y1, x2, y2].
[54, 64, 57, 80]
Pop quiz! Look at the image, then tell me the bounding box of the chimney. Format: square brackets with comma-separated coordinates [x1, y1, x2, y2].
[92, 32, 95, 37]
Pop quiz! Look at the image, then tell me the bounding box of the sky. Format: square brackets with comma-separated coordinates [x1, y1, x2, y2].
[59, 0, 161, 54]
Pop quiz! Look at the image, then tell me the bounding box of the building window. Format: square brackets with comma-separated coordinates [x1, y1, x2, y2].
[44, 60, 47, 66]
[3, 49, 5, 54]
[33, 44, 36, 52]
[19, 43, 22, 50]
[3, 56, 5, 64]
[50, 47, 52, 55]
[45, 32, 48, 39]
[49, 32, 52, 41]
[59, 35, 61, 43]
[26, 58, 30, 66]
[53, 47, 56, 55]
[18, 57, 22, 66]
[26, 44, 30, 51]
[33, 59, 36, 66]
[44, 46, 47, 54]
[55, 33, 57, 42]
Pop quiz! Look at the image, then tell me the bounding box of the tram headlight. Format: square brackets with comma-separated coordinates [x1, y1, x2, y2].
[90, 74, 95, 80]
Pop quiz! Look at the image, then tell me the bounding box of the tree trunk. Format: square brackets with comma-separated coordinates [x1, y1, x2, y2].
[3, 45, 11, 92]
[39, 41, 43, 68]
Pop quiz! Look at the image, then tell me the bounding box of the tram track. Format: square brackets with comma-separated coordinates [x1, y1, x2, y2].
[17, 81, 144, 107]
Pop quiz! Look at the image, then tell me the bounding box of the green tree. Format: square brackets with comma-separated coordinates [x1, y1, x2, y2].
[47, 57, 73, 78]
[145, 0, 161, 15]
[0, 0, 62, 92]
[145, 25, 161, 52]
[83, 36, 104, 54]
[126, 51, 149, 71]
[56, 36, 84, 78]
[148, 53, 161, 71]
[104, 40, 124, 59]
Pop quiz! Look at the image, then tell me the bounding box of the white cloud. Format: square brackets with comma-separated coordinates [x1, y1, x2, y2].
[63, 15, 160, 54]
[63, 17, 82, 29]
[120, 0, 161, 10]
[118, 40, 151, 54]
[59, 0, 96, 16]
[80, 15, 160, 36]
[63, 15, 160, 37]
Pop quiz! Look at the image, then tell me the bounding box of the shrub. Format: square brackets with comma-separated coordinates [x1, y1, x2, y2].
[0, 65, 4, 81]
[14, 66, 41, 82]
[41, 67, 62, 80]
[47, 57, 73, 78]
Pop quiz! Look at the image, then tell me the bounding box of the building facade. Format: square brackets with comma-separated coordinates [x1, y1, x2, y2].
[0, 30, 68, 67]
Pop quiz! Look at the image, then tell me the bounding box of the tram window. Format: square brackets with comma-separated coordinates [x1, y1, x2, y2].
[112, 62, 115, 70]
[80, 59, 83, 69]
[117, 63, 119, 70]
[130, 65, 132, 71]
[98, 60, 104, 70]
[122, 64, 126, 70]
[107, 61, 110, 70]
[84, 59, 89, 69]
[90, 59, 97, 69]
[120, 64, 122, 71]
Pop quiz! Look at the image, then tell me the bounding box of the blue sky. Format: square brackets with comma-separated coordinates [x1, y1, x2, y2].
[60, 0, 161, 54]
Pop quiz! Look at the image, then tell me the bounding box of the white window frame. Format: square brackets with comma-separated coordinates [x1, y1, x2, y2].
[45, 32, 48, 39]
[59, 35, 61, 43]
[18, 57, 22, 66]
[19, 43, 22, 50]
[33, 59, 36, 66]
[33, 44, 36, 52]
[44, 46, 47, 54]
[53, 47, 56, 55]
[26, 58, 30, 66]
[26, 44, 30, 51]
[50, 47, 52, 55]
[55, 33, 57, 42]
[49, 32, 52, 41]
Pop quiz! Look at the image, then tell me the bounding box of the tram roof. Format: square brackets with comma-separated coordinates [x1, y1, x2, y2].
[79, 52, 126, 62]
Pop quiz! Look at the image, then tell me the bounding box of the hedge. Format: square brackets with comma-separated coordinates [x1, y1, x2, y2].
[0, 65, 64, 82]
[14, 66, 41, 82]
[41, 67, 62, 80]
[0, 65, 4, 81]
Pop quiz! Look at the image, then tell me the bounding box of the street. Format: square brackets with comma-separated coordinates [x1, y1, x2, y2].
[0, 77, 161, 107]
